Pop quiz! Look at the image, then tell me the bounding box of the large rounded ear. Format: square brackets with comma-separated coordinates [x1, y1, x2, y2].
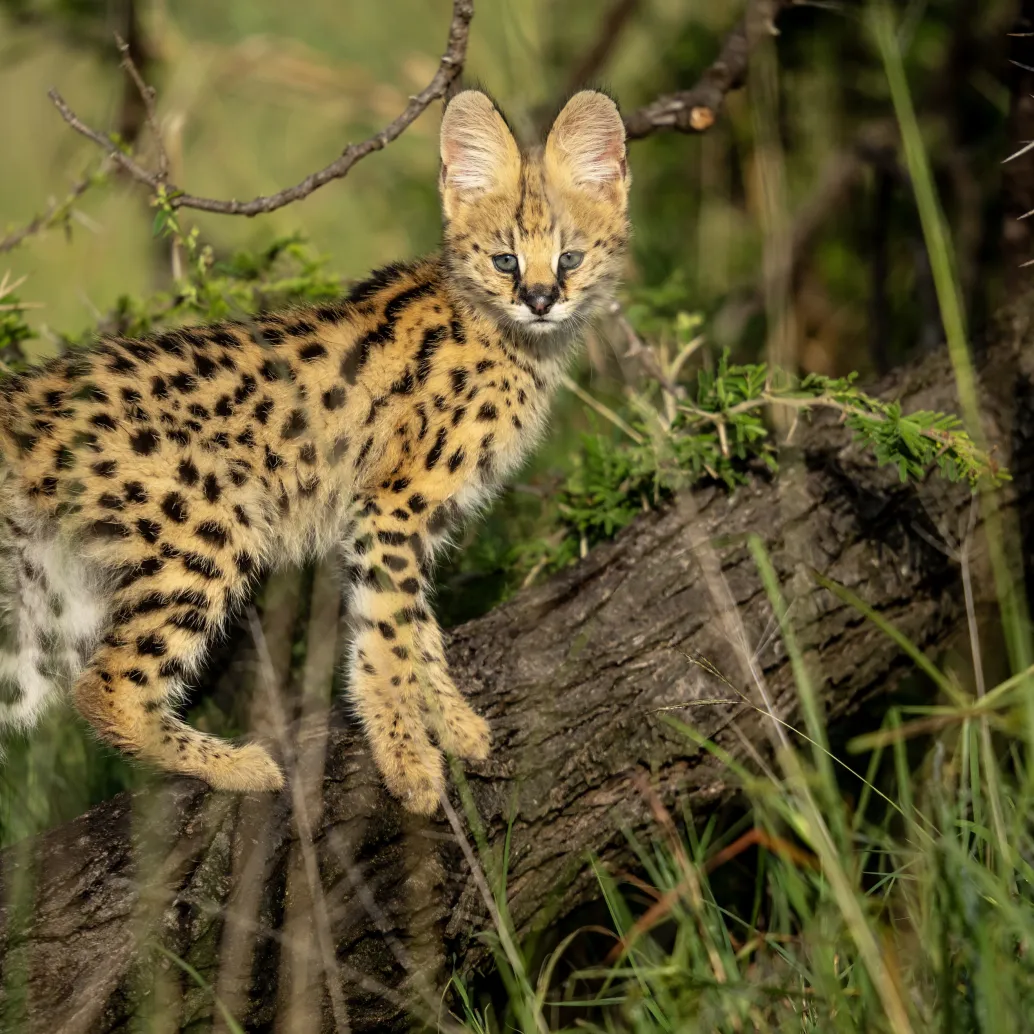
[544, 90, 628, 196]
[440, 91, 521, 217]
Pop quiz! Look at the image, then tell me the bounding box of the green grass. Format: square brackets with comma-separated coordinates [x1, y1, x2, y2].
[450, 555, 1034, 1032]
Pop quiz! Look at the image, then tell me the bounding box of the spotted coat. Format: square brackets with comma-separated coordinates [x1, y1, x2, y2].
[0, 89, 630, 813]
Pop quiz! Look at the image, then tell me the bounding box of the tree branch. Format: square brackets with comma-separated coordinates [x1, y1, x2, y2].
[623, 0, 794, 138]
[40, 0, 794, 228]
[115, 30, 168, 183]
[47, 0, 474, 217]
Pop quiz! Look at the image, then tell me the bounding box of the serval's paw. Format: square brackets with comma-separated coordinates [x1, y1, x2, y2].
[203, 742, 285, 793]
[372, 727, 445, 815]
[435, 698, 491, 761]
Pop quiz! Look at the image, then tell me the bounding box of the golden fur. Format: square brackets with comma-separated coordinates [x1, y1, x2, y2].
[0, 90, 630, 813]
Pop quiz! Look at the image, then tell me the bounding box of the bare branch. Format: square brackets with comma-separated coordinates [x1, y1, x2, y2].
[623, 0, 794, 139]
[115, 32, 169, 183]
[48, 90, 159, 186]
[40, 0, 794, 229]
[48, 0, 474, 218]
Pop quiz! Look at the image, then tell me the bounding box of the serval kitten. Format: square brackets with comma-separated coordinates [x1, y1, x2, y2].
[0, 89, 630, 813]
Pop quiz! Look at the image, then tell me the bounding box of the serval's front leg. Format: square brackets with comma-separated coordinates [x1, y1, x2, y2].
[344, 494, 489, 814]
[412, 614, 490, 761]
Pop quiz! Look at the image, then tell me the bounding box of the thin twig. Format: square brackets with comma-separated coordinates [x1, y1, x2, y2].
[116, 32, 169, 182]
[560, 373, 645, 443]
[609, 300, 683, 399]
[48, 0, 474, 217]
[624, 0, 794, 139]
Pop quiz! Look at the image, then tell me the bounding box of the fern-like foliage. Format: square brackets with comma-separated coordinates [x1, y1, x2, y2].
[525, 351, 1004, 584]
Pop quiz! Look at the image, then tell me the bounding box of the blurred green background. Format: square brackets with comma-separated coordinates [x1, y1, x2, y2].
[2, 0, 1015, 368]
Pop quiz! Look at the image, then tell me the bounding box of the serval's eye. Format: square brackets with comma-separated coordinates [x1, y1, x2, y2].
[492, 253, 518, 274]
[558, 251, 584, 272]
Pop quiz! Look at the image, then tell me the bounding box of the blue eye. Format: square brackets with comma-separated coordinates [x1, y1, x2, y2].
[492, 253, 518, 274]
[559, 251, 584, 271]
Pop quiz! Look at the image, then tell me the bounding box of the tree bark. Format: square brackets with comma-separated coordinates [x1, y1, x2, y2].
[2, 303, 1034, 1032]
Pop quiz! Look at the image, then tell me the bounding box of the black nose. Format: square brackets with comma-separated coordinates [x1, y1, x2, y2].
[521, 283, 558, 316]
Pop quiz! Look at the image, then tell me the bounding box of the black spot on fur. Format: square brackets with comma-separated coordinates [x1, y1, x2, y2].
[281, 410, 307, 439]
[174, 460, 198, 488]
[425, 428, 447, 469]
[355, 435, 373, 468]
[299, 342, 327, 362]
[136, 518, 162, 544]
[170, 372, 197, 394]
[183, 552, 221, 579]
[91, 518, 130, 539]
[90, 413, 117, 432]
[196, 521, 230, 548]
[203, 473, 221, 503]
[254, 398, 274, 424]
[322, 386, 346, 410]
[260, 358, 294, 383]
[168, 609, 207, 634]
[193, 353, 217, 379]
[136, 633, 167, 657]
[234, 551, 256, 576]
[124, 481, 148, 504]
[450, 368, 468, 395]
[161, 493, 188, 523]
[234, 374, 257, 404]
[428, 505, 450, 535]
[346, 262, 408, 304]
[415, 325, 447, 383]
[211, 328, 241, 349]
[130, 429, 161, 455]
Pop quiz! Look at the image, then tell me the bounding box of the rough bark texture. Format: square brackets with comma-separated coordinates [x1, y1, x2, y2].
[2, 303, 1034, 1032]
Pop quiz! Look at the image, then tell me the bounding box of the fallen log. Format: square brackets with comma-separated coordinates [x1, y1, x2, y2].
[2, 304, 1033, 1032]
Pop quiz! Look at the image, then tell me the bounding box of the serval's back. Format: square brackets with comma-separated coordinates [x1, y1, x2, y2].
[0, 88, 631, 813]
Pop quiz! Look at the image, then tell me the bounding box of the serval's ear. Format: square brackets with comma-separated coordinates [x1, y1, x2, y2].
[545, 90, 628, 198]
[439, 90, 521, 218]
